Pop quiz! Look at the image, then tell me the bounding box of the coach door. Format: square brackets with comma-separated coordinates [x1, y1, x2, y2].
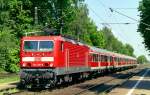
[65, 49, 69, 71]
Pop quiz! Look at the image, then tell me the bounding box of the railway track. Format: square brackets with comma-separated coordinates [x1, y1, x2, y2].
[73, 68, 143, 95]
[8, 66, 144, 95]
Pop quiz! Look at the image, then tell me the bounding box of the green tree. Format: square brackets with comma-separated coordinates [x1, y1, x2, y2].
[138, 0, 150, 51]
[0, 30, 19, 72]
[102, 27, 135, 56]
[0, 0, 136, 73]
[137, 55, 148, 64]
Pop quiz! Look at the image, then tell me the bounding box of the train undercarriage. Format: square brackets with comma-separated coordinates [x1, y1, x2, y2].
[18, 65, 137, 89]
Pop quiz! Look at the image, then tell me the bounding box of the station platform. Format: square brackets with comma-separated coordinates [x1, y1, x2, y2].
[109, 68, 150, 95]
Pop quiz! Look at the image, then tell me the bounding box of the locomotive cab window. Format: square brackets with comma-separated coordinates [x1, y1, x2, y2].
[24, 41, 38, 51]
[39, 41, 54, 51]
[24, 41, 54, 51]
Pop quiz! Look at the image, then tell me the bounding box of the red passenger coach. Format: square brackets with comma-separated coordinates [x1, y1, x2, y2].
[19, 35, 137, 88]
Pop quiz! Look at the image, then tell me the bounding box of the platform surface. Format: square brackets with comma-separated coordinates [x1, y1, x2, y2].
[109, 68, 150, 95]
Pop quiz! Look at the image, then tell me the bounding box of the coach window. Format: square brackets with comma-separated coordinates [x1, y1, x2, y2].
[96, 54, 98, 62]
[116, 57, 118, 62]
[103, 55, 105, 62]
[60, 42, 64, 51]
[104, 55, 107, 62]
[101, 55, 103, 62]
[99, 55, 101, 62]
[118, 58, 120, 63]
[127, 59, 128, 63]
[93, 54, 96, 62]
[107, 56, 110, 62]
[114, 57, 116, 62]
[95, 54, 97, 62]
[96, 54, 99, 62]
[119, 58, 121, 63]
[91, 54, 94, 62]
[104, 56, 107, 62]
[107, 56, 109, 62]
[95, 54, 98, 62]
[97, 54, 99, 62]
[109, 56, 111, 62]
[110, 56, 112, 62]
[93, 54, 95, 62]
[90, 54, 92, 62]
[101, 55, 104, 62]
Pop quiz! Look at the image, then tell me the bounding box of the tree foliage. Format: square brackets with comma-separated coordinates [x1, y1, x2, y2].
[137, 55, 148, 64]
[138, 0, 150, 51]
[0, 0, 135, 72]
[102, 27, 134, 56]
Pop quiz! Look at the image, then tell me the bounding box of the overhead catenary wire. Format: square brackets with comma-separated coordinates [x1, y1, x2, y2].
[95, 0, 132, 42]
[100, 23, 136, 24]
[93, 1, 146, 53]
[85, 2, 129, 44]
[87, 5, 111, 27]
[96, 0, 150, 28]
[109, 8, 150, 27]
[102, 3, 142, 46]
[114, 8, 137, 10]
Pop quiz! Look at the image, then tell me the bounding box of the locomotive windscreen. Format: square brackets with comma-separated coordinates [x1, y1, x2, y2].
[24, 41, 54, 51]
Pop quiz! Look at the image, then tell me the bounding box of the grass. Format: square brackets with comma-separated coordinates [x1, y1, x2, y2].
[0, 88, 20, 95]
[0, 75, 19, 84]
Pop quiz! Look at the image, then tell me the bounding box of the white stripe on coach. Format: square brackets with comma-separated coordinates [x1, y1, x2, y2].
[41, 57, 54, 61]
[22, 57, 35, 61]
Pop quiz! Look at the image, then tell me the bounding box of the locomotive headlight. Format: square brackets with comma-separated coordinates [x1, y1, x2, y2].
[22, 63, 26, 67]
[50, 63, 53, 67]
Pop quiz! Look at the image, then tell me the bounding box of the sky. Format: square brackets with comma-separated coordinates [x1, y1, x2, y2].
[85, 0, 150, 60]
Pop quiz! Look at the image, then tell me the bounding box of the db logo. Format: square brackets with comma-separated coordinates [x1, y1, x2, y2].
[35, 57, 41, 61]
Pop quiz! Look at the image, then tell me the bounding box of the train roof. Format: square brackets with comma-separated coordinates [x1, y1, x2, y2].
[22, 35, 136, 60]
[89, 46, 136, 60]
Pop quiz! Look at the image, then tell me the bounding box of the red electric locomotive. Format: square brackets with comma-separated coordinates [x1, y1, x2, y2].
[19, 35, 137, 88]
[20, 35, 91, 88]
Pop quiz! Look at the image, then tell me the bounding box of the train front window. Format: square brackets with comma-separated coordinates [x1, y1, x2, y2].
[39, 41, 53, 51]
[24, 41, 54, 51]
[24, 41, 38, 51]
